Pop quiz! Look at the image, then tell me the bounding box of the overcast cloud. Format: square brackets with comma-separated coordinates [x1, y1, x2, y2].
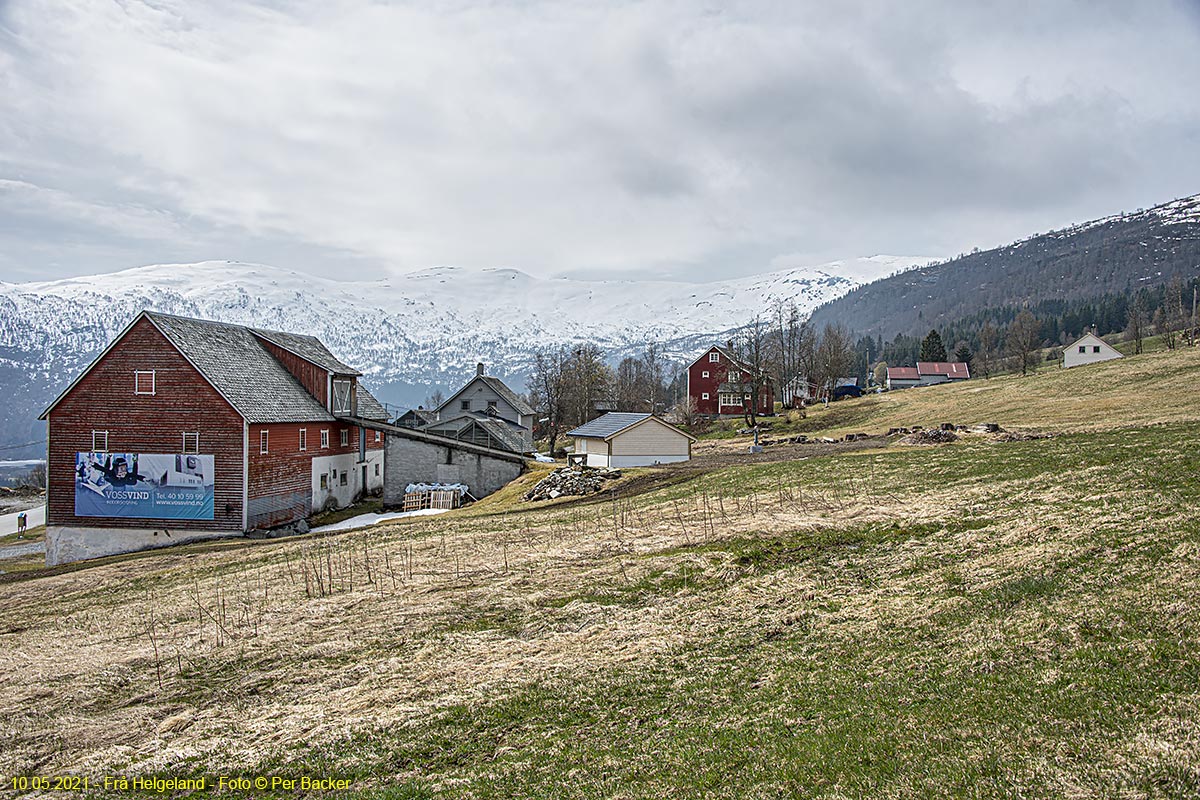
[1, 0, 1198, 283]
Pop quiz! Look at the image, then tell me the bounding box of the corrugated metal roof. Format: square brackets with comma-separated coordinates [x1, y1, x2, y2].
[250, 327, 361, 375]
[917, 361, 970, 378]
[567, 412, 653, 439]
[147, 312, 336, 423]
[888, 367, 920, 380]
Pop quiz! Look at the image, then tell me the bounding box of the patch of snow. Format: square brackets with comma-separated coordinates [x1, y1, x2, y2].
[310, 508, 449, 534]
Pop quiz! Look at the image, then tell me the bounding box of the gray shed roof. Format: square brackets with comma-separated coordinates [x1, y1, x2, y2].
[355, 387, 390, 421]
[147, 312, 336, 423]
[250, 327, 361, 375]
[567, 412, 653, 439]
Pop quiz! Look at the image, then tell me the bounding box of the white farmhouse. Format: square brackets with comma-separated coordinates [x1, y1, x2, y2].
[1063, 333, 1124, 369]
[568, 413, 696, 468]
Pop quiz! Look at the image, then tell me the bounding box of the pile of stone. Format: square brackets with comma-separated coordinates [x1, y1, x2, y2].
[899, 428, 958, 445]
[523, 466, 622, 502]
[993, 430, 1054, 442]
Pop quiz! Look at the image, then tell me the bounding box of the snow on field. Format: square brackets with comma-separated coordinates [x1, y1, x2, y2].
[310, 508, 449, 534]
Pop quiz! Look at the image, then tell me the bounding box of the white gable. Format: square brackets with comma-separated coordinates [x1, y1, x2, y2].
[1063, 333, 1123, 369]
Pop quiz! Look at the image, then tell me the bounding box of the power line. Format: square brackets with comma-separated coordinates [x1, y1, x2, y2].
[0, 440, 46, 453]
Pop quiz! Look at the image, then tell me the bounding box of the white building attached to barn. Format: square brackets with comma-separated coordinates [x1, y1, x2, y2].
[1063, 333, 1124, 369]
[568, 413, 696, 468]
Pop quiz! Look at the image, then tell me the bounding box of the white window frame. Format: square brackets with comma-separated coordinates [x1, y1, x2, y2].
[709, 353, 720, 362]
[134, 370, 156, 395]
[182, 432, 200, 454]
[719, 393, 741, 407]
[299, 428, 307, 451]
[320, 429, 329, 448]
[374, 430, 381, 442]
[92, 430, 109, 452]
[260, 430, 269, 454]
[702, 371, 709, 378]
[340, 429, 349, 447]
[728, 370, 740, 382]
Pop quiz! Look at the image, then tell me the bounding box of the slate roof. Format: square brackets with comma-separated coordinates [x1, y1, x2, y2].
[250, 327, 361, 375]
[568, 412, 653, 439]
[423, 413, 529, 453]
[355, 387, 390, 421]
[479, 375, 535, 416]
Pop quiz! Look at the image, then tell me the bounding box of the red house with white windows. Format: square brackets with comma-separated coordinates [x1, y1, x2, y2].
[686, 343, 775, 417]
[39, 311, 389, 565]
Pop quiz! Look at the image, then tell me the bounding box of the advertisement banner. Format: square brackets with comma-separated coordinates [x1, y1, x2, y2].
[74, 452, 215, 520]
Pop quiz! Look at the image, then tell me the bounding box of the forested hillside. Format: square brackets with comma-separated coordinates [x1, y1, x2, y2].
[808, 194, 1200, 339]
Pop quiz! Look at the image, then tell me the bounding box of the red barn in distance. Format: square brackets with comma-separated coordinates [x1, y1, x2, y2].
[39, 311, 389, 565]
[685, 342, 775, 418]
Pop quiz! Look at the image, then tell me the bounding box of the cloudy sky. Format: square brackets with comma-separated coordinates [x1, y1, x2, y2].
[2, 0, 1199, 284]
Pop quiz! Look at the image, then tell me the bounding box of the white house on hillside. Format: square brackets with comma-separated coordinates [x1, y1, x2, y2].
[568, 413, 695, 468]
[1063, 333, 1123, 369]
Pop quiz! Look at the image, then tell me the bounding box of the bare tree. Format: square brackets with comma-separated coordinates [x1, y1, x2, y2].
[424, 388, 445, 409]
[1006, 310, 1042, 376]
[977, 321, 998, 378]
[1126, 294, 1148, 354]
[529, 347, 568, 454]
[730, 316, 773, 427]
[813, 324, 855, 398]
[561, 343, 612, 427]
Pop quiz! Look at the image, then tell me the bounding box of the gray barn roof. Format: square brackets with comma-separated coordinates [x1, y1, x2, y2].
[355, 387, 390, 421]
[250, 327, 361, 375]
[147, 312, 336, 423]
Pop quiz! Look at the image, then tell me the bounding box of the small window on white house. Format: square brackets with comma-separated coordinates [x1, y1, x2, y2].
[701, 392, 710, 400]
[182, 432, 200, 454]
[134, 370, 156, 395]
[260, 430, 269, 454]
[1078, 346, 1086, 353]
[320, 429, 329, 448]
[298, 428, 307, 451]
[92, 430, 108, 452]
[709, 353, 720, 362]
[340, 429, 349, 447]
[702, 371, 709, 378]
[340, 471, 348, 486]
[1093, 346, 1101, 353]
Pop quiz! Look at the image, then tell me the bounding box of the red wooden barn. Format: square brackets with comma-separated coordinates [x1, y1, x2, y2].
[39, 311, 389, 565]
[685, 343, 775, 418]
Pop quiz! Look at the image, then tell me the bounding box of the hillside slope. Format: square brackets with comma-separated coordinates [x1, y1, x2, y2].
[808, 194, 1200, 338]
[1, 348, 1198, 796]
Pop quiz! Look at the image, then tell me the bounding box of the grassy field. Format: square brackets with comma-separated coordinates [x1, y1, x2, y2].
[2, 348, 1199, 798]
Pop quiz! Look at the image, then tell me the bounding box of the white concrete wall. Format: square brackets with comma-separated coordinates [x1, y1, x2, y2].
[311, 450, 384, 512]
[46, 525, 242, 566]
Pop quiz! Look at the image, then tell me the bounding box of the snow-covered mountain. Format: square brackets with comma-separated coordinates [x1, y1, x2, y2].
[0, 255, 929, 457]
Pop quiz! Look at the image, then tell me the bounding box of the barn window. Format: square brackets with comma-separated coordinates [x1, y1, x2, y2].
[320, 429, 329, 448]
[709, 353, 720, 362]
[298, 428, 307, 451]
[320, 474, 328, 490]
[340, 429, 349, 447]
[701, 392, 710, 400]
[260, 430, 269, 454]
[374, 430, 381, 442]
[91, 430, 108, 452]
[332, 380, 353, 414]
[728, 371, 740, 382]
[702, 371, 709, 378]
[182, 432, 200, 454]
[134, 370, 156, 395]
[339, 471, 348, 486]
